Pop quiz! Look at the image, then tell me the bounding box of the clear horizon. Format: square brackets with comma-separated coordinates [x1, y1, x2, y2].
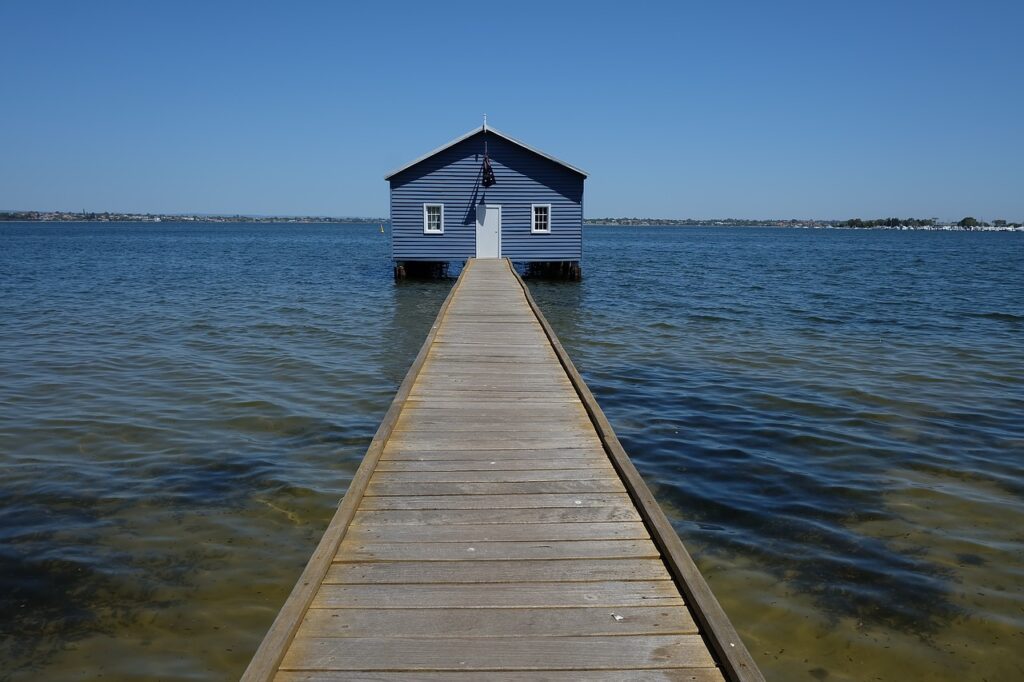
[2, 1, 1022, 221]
[2, 208, 1015, 224]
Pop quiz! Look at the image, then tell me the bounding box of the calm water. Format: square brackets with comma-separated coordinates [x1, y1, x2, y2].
[1, 223, 1021, 681]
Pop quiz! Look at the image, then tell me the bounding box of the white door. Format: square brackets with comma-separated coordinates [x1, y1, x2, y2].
[475, 203, 501, 258]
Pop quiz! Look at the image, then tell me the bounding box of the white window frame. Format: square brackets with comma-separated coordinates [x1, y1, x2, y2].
[531, 203, 552, 234]
[423, 203, 444, 234]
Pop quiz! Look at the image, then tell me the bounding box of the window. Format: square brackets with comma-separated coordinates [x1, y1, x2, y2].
[531, 204, 551, 233]
[423, 203, 444, 234]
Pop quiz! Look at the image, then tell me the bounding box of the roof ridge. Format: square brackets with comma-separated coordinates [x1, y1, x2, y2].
[384, 125, 587, 180]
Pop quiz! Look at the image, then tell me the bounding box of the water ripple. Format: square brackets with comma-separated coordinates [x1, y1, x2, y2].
[1, 223, 1022, 681]
[531, 226, 1024, 682]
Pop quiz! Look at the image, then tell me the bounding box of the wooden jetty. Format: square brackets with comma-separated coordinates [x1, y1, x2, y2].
[243, 258, 762, 681]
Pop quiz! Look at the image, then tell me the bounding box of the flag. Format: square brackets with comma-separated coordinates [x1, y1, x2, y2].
[482, 155, 496, 187]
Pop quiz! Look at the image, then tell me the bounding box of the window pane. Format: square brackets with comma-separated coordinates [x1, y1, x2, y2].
[426, 205, 442, 231]
[535, 206, 549, 231]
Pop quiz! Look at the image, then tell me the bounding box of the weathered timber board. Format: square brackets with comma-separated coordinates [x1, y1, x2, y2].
[380, 447, 604, 461]
[324, 558, 670, 583]
[357, 493, 635, 510]
[312, 580, 684, 609]
[363, 479, 627, 496]
[348, 507, 643, 526]
[334, 538, 661, 562]
[368, 468, 618, 482]
[374, 457, 610, 471]
[275, 671, 726, 682]
[345, 521, 649, 543]
[279, 635, 717, 671]
[297, 605, 698, 638]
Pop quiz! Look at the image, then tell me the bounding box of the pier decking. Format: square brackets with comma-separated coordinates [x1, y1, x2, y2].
[243, 258, 762, 681]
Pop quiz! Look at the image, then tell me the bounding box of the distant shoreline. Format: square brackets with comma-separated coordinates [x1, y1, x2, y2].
[585, 218, 1023, 231]
[584, 222, 1023, 232]
[2, 211, 1021, 232]
[0, 211, 382, 224]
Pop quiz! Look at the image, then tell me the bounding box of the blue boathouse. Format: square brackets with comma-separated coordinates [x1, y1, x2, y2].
[385, 122, 587, 279]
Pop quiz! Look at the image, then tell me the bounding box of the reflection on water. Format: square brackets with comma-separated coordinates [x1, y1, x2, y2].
[1, 223, 1022, 681]
[530, 227, 1024, 681]
[0, 223, 450, 680]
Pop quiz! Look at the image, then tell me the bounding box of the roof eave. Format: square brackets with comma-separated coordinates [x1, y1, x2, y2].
[384, 125, 588, 181]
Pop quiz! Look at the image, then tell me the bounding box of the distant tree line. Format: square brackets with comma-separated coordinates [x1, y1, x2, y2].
[842, 216, 1021, 229]
[842, 217, 936, 228]
[0, 211, 385, 223]
[0, 211, 41, 221]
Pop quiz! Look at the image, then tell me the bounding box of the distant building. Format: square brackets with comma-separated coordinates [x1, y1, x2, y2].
[385, 123, 586, 279]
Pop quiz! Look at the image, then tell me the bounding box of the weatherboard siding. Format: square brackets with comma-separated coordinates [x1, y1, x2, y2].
[389, 132, 583, 262]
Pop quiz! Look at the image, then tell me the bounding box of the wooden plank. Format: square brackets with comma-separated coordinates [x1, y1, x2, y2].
[416, 365, 558, 375]
[392, 420, 591, 430]
[359, 493, 634, 510]
[398, 407, 589, 417]
[418, 366, 557, 373]
[396, 408, 590, 419]
[427, 354, 561, 363]
[415, 359, 560, 368]
[414, 371, 563, 377]
[276, 671, 725, 682]
[364, 479, 626, 497]
[392, 422, 594, 433]
[433, 341, 556, 349]
[334, 539, 660, 562]
[349, 507, 643, 526]
[428, 352, 557, 360]
[325, 558, 670, 584]
[429, 343, 553, 350]
[409, 388, 571, 395]
[279, 635, 717, 671]
[409, 379, 572, 389]
[408, 385, 575, 393]
[297, 605, 698, 638]
[401, 396, 583, 404]
[440, 317, 537, 322]
[397, 407, 582, 415]
[345, 521, 648, 543]
[404, 396, 578, 405]
[370, 468, 617, 482]
[375, 458, 609, 472]
[383, 437, 603, 450]
[381, 448, 604, 461]
[406, 392, 582, 401]
[431, 336, 552, 344]
[312, 580, 684, 609]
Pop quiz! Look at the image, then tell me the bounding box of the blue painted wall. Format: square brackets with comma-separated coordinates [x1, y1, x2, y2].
[388, 131, 584, 262]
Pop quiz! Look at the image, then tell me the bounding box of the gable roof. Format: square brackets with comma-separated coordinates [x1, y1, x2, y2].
[384, 124, 588, 180]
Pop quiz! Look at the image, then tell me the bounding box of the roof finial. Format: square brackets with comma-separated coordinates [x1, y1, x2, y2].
[483, 113, 488, 131]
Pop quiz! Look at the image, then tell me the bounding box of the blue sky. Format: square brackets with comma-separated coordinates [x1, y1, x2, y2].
[2, 1, 1022, 220]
